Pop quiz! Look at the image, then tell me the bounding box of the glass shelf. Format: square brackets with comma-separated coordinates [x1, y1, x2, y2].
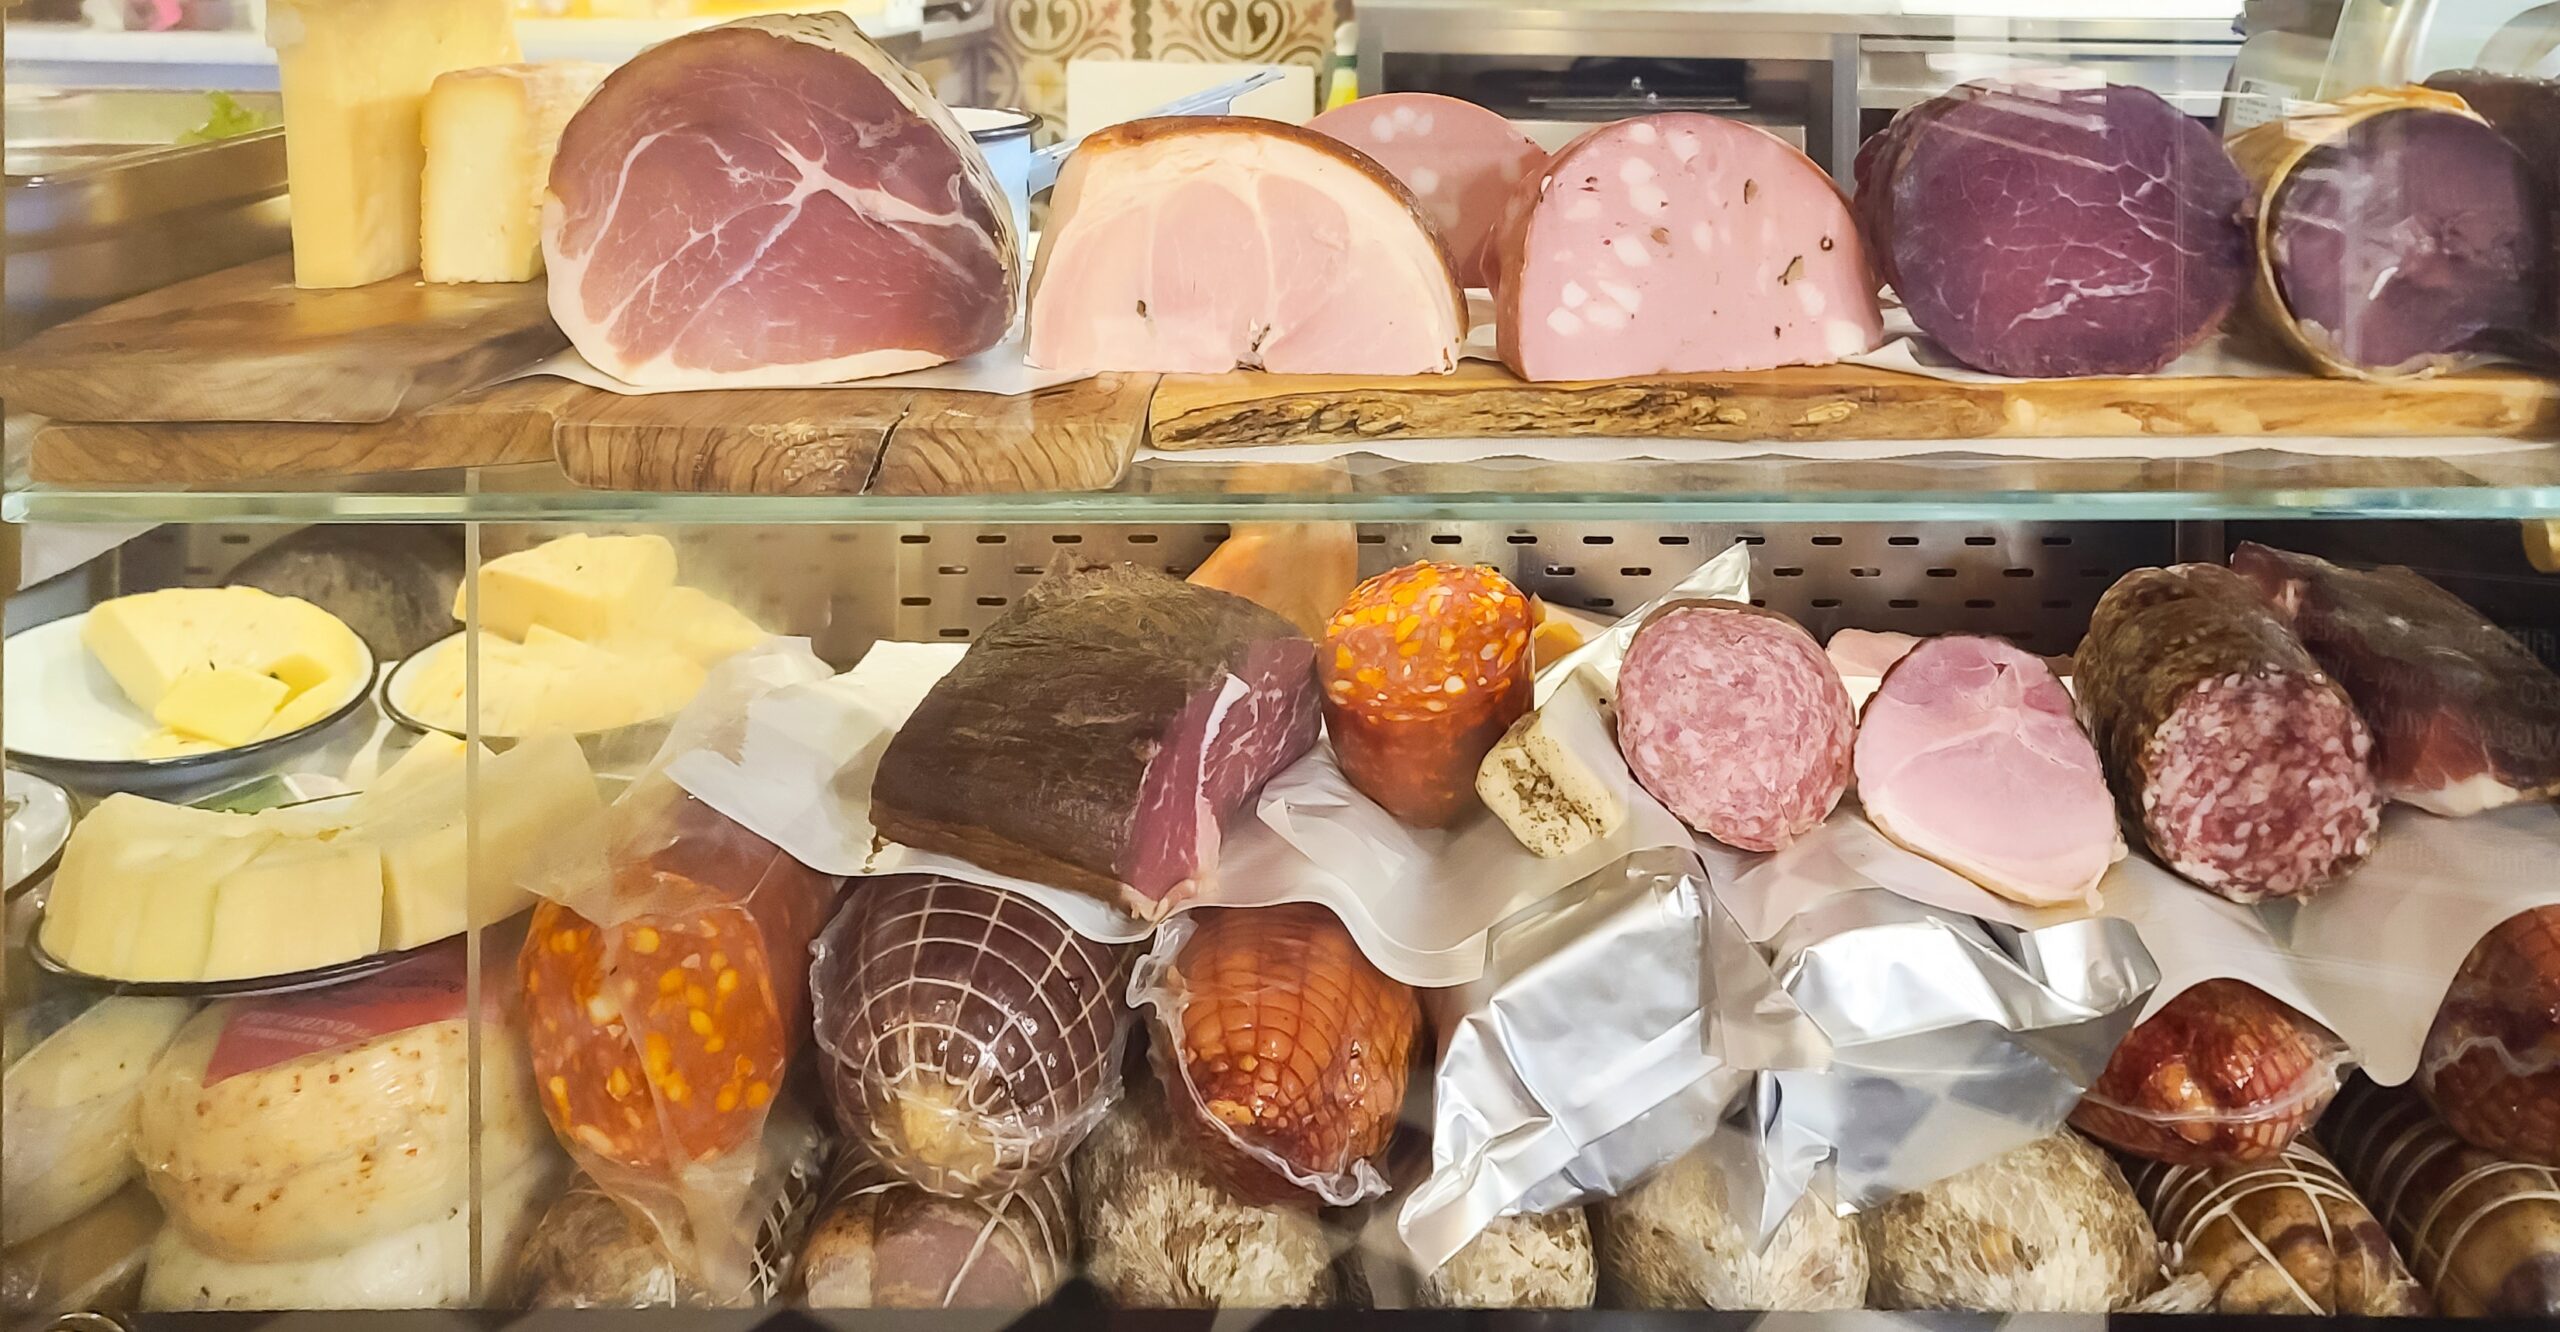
[11, 444, 2560, 525]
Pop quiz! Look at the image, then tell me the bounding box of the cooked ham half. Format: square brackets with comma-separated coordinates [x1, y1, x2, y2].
[543, 13, 1016, 388]
[1853, 635, 2124, 908]
[1025, 116, 1467, 375]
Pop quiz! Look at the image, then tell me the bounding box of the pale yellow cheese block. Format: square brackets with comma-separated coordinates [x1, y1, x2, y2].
[649, 584, 769, 666]
[421, 61, 613, 283]
[359, 731, 604, 948]
[83, 587, 368, 755]
[200, 840, 387, 981]
[463, 533, 678, 642]
[154, 666, 289, 747]
[39, 797, 279, 981]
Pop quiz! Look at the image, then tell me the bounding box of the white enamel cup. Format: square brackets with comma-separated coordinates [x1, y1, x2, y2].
[955, 106, 1039, 257]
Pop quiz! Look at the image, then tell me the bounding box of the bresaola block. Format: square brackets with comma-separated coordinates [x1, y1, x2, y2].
[543, 14, 1015, 387]
[1494, 115, 1883, 380]
[1852, 635, 2123, 908]
[1025, 116, 1467, 375]
[1307, 93, 1547, 290]
[1857, 81, 2250, 377]
[868, 563, 1319, 918]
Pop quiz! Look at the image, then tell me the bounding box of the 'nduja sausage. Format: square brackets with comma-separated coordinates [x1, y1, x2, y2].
[1319, 562, 1532, 827]
[2074, 565, 2380, 902]
[1614, 601, 1854, 852]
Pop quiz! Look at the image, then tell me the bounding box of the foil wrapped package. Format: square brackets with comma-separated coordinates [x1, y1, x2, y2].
[1398, 849, 1813, 1270]
[1739, 890, 2158, 1233]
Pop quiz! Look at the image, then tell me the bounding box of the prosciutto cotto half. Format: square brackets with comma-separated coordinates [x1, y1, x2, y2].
[1026, 116, 1467, 375]
[543, 13, 1016, 388]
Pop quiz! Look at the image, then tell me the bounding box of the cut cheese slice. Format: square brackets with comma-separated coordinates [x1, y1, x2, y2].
[370, 731, 602, 947]
[200, 839, 387, 980]
[39, 797, 279, 979]
[83, 587, 367, 750]
[1476, 685, 1631, 859]
[154, 666, 289, 746]
[422, 61, 612, 283]
[463, 534, 678, 642]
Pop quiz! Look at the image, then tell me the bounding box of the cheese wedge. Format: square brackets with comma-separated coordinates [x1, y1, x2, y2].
[154, 666, 290, 746]
[646, 585, 768, 666]
[40, 797, 280, 981]
[370, 732, 603, 948]
[200, 839, 387, 980]
[463, 534, 678, 642]
[1476, 688, 1631, 859]
[422, 61, 613, 283]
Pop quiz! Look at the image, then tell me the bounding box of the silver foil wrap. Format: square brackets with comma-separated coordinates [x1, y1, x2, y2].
[1397, 848, 1810, 1270]
[1735, 890, 2158, 1234]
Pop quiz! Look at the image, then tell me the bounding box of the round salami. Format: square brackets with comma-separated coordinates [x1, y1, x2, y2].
[2075, 564, 2380, 902]
[1614, 601, 1853, 852]
[1307, 93, 1546, 291]
[1320, 562, 1533, 828]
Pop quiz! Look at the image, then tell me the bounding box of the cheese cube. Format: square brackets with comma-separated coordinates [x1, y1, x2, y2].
[372, 732, 602, 948]
[647, 585, 768, 666]
[421, 61, 612, 283]
[461, 534, 679, 642]
[39, 797, 278, 981]
[199, 839, 388, 980]
[267, 0, 520, 289]
[153, 666, 289, 746]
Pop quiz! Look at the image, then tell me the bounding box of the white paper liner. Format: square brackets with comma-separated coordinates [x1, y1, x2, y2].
[519, 332, 1093, 398]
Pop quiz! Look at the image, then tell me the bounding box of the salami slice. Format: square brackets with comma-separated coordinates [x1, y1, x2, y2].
[2075, 565, 2380, 902]
[1319, 562, 1533, 827]
[1614, 601, 1853, 852]
[1307, 94, 1546, 291]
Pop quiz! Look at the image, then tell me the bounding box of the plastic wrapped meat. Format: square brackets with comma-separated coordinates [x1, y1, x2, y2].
[810, 876, 1129, 1197]
[520, 782, 842, 1291]
[2232, 542, 2560, 815]
[2326, 1077, 2560, 1315]
[2071, 979, 2349, 1167]
[2418, 906, 2560, 1165]
[2128, 1137, 2429, 1314]
[1860, 1132, 2162, 1312]
[1135, 903, 1420, 1205]
[870, 562, 1320, 917]
[797, 1154, 1074, 1308]
[1319, 562, 1533, 828]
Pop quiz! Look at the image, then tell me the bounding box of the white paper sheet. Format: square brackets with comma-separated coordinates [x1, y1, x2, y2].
[520, 333, 1093, 398]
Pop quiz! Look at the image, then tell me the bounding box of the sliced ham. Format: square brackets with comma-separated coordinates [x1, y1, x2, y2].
[543, 13, 1015, 388]
[1307, 93, 1546, 290]
[1492, 113, 1883, 382]
[1025, 116, 1466, 375]
[1853, 635, 2124, 908]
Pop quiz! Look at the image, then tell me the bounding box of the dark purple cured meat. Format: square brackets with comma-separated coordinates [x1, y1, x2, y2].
[1615, 601, 1853, 852]
[2232, 543, 2560, 815]
[1854, 80, 2251, 377]
[2075, 564, 2380, 903]
[811, 876, 1129, 1197]
[871, 562, 1318, 914]
[2265, 108, 2548, 376]
[2422, 71, 2560, 347]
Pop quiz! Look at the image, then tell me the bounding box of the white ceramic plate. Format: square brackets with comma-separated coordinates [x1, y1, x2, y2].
[381, 632, 683, 751]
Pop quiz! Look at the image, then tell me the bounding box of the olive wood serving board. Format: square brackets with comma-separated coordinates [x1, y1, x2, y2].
[28, 380, 580, 483]
[1146, 360, 2560, 449]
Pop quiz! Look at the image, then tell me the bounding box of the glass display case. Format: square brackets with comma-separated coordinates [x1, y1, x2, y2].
[5, 0, 2560, 1328]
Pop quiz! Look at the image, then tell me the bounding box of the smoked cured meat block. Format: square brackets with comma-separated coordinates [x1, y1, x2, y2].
[869, 562, 1319, 917]
[2232, 542, 2560, 815]
[1306, 93, 1546, 291]
[2128, 1137, 2429, 1315]
[1026, 116, 1466, 375]
[543, 14, 1015, 387]
[2325, 1077, 2560, 1316]
[1140, 903, 1419, 1205]
[2418, 906, 2560, 1165]
[2072, 979, 2348, 1167]
[2074, 564, 2380, 903]
[1615, 601, 1854, 853]
[1319, 562, 1532, 828]
[521, 788, 841, 1175]
[796, 1153, 1074, 1308]
[1855, 81, 2250, 377]
[810, 876, 1129, 1197]
[1852, 634, 2123, 907]
[1493, 113, 1882, 380]
[2229, 88, 2549, 379]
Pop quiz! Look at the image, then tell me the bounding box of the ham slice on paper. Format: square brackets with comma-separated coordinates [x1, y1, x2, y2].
[543, 13, 1016, 387]
[1853, 635, 2124, 909]
[1492, 113, 1883, 381]
[1025, 116, 1468, 375]
[1307, 93, 1546, 290]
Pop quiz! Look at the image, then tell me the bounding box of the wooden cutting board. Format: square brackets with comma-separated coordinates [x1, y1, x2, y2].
[0, 257, 566, 424]
[1148, 360, 2560, 449]
[551, 374, 1158, 495]
[27, 380, 580, 483]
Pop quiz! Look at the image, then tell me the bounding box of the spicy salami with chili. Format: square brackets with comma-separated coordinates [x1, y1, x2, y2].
[1319, 562, 1533, 827]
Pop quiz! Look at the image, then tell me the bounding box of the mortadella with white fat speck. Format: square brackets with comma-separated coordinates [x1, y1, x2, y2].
[1308, 94, 1546, 291]
[1492, 113, 1883, 381]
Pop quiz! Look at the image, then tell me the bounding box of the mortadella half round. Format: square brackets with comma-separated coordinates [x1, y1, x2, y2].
[1307, 93, 1547, 291]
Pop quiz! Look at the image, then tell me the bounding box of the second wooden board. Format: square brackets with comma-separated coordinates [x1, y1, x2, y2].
[1147, 361, 2560, 449]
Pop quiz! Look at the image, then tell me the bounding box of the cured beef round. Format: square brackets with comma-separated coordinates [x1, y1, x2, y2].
[809, 876, 1129, 1197]
[2417, 906, 2560, 1166]
[2127, 1139, 2428, 1315]
[543, 14, 1014, 387]
[2423, 70, 2560, 342]
[2232, 542, 2560, 815]
[1615, 601, 1853, 852]
[1319, 562, 1533, 828]
[1856, 81, 2250, 377]
[1494, 113, 1882, 380]
[2074, 565, 2380, 902]
[2070, 979, 2347, 1166]
[869, 563, 1319, 916]
[1306, 93, 1546, 290]
[1025, 116, 1466, 374]
[1852, 635, 2122, 907]
[2232, 91, 2549, 378]
[2325, 1078, 2560, 1316]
